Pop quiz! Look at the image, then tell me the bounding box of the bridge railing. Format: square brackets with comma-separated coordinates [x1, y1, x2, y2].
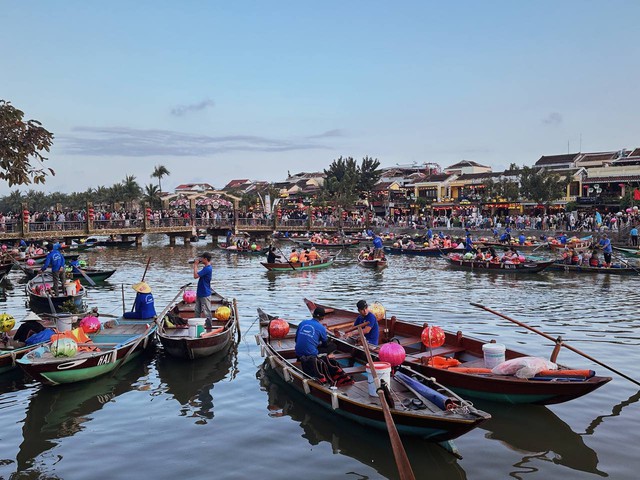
[149, 217, 192, 228]
[237, 218, 273, 228]
[194, 218, 234, 228]
[29, 221, 86, 232]
[311, 218, 339, 228]
[2, 220, 19, 233]
[277, 219, 308, 229]
[94, 219, 144, 230]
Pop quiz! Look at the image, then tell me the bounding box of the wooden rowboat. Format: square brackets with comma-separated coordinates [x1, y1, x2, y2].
[0, 316, 56, 376]
[0, 262, 12, 282]
[357, 252, 388, 269]
[384, 246, 460, 257]
[545, 260, 639, 275]
[549, 237, 593, 251]
[22, 266, 117, 283]
[303, 299, 612, 405]
[17, 316, 156, 386]
[157, 287, 238, 360]
[294, 239, 360, 249]
[26, 273, 86, 314]
[613, 246, 640, 257]
[445, 256, 553, 273]
[256, 309, 490, 441]
[261, 257, 335, 272]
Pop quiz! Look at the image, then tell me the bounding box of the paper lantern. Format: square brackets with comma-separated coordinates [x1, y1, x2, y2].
[378, 342, 406, 367]
[79, 316, 101, 334]
[26, 259, 35, 266]
[627, 208, 633, 213]
[0, 313, 16, 332]
[214, 306, 231, 321]
[421, 326, 446, 348]
[369, 302, 386, 321]
[269, 319, 289, 339]
[50, 338, 78, 358]
[183, 290, 197, 304]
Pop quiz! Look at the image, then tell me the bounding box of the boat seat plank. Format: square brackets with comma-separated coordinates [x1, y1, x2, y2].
[343, 365, 367, 374]
[396, 336, 422, 347]
[407, 346, 465, 359]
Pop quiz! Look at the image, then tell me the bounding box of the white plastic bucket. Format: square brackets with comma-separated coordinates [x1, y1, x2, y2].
[188, 318, 207, 338]
[365, 361, 392, 397]
[56, 316, 73, 332]
[64, 281, 76, 296]
[482, 343, 506, 369]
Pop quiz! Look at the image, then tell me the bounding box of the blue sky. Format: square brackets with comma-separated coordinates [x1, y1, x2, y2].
[2, 1, 639, 194]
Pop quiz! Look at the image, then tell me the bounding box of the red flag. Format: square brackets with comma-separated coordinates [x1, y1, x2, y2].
[634, 188, 640, 201]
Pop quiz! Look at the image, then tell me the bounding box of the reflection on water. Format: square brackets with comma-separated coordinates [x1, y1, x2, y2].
[16, 359, 149, 473]
[155, 343, 238, 424]
[257, 364, 466, 480]
[475, 400, 605, 477]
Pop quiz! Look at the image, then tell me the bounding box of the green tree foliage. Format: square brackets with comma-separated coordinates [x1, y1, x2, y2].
[519, 166, 568, 209]
[322, 157, 360, 209]
[357, 156, 382, 198]
[143, 184, 161, 209]
[322, 156, 382, 209]
[122, 175, 142, 208]
[151, 165, 170, 192]
[0, 100, 55, 186]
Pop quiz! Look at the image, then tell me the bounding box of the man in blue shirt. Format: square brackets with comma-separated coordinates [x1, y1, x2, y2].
[464, 232, 474, 253]
[193, 252, 213, 327]
[295, 307, 331, 357]
[372, 234, 383, 259]
[40, 243, 65, 296]
[598, 234, 612, 267]
[630, 225, 638, 247]
[343, 300, 379, 345]
[518, 232, 526, 246]
[124, 281, 156, 319]
[557, 232, 568, 245]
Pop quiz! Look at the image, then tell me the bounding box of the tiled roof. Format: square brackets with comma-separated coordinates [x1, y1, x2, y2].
[628, 148, 640, 157]
[446, 160, 490, 169]
[224, 179, 250, 189]
[535, 153, 579, 166]
[576, 152, 617, 163]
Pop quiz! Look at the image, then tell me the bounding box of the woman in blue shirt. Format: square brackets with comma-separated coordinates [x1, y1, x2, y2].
[124, 282, 156, 319]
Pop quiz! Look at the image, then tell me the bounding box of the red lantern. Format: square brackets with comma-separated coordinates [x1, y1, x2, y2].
[22, 209, 30, 221]
[342, 211, 348, 220]
[277, 208, 282, 219]
[269, 319, 289, 339]
[378, 342, 406, 367]
[146, 207, 152, 220]
[421, 326, 445, 348]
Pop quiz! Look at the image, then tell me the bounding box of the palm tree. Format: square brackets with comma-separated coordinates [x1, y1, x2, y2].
[151, 165, 170, 193]
[143, 184, 161, 209]
[122, 175, 142, 210]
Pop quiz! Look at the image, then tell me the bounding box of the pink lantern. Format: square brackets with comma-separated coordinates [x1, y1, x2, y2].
[379, 342, 406, 367]
[26, 259, 35, 266]
[627, 208, 633, 213]
[79, 316, 101, 334]
[183, 290, 197, 304]
[421, 326, 446, 348]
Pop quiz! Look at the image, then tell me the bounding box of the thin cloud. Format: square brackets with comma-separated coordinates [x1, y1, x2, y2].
[59, 126, 332, 156]
[307, 129, 346, 139]
[542, 112, 563, 125]
[170, 99, 215, 117]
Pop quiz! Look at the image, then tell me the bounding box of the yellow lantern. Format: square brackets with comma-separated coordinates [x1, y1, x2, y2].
[369, 302, 386, 321]
[214, 306, 231, 321]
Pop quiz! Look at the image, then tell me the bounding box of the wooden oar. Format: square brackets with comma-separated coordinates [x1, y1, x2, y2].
[112, 283, 191, 376]
[470, 302, 640, 387]
[233, 298, 241, 341]
[129, 257, 152, 311]
[75, 267, 97, 287]
[610, 251, 640, 275]
[357, 326, 415, 480]
[532, 241, 549, 252]
[275, 245, 296, 270]
[39, 273, 57, 315]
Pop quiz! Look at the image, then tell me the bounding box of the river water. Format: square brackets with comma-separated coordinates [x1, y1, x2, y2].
[1, 236, 639, 480]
